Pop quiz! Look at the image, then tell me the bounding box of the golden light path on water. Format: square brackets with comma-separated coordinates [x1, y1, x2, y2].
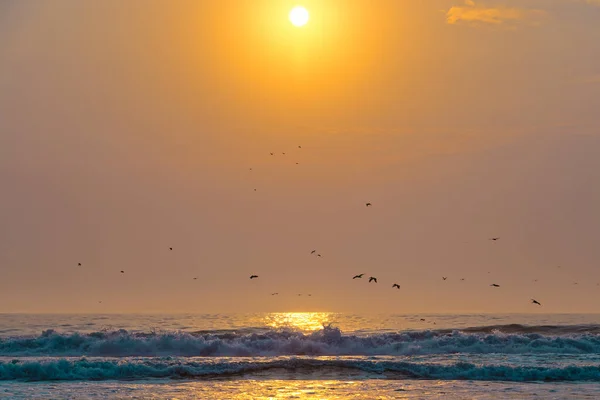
[263, 312, 334, 332]
[18, 380, 585, 399]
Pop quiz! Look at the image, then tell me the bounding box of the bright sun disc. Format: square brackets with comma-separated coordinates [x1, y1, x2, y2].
[289, 6, 309, 27]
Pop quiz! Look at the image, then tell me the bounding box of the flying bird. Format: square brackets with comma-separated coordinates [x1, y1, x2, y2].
[271, 293, 279, 296]
[120, 271, 125, 274]
[193, 277, 198, 280]
[353, 274, 364, 279]
[298, 145, 302, 149]
[531, 299, 542, 306]
[282, 152, 286, 155]
[420, 318, 426, 322]
[317, 254, 322, 258]
[77, 263, 82, 266]
[442, 277, 448, 281]
[169, 247, 173, 251]
[490, 284, 500, 287]
[365, 203, 372, 207]
[311, 250, 317, 254]
[270, 152, 274, 156]
[460, 278, 465, 281]
[250, 275, 259, 279]
[392, 284, 400, 289]
[489, 237, 500, 241]
[369, 277, 377, 283]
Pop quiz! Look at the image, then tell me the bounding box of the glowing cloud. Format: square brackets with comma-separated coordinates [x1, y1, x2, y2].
[447, 1, 546, 26]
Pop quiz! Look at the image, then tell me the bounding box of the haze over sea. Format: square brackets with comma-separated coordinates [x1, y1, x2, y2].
[1, 313, 599, 399]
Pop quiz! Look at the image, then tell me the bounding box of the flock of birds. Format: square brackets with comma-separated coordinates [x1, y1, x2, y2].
[73, 145, 596, 310]
[246, 236, 543, 308]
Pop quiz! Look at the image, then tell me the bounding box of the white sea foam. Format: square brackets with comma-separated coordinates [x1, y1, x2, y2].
[1, 325, 600, 357]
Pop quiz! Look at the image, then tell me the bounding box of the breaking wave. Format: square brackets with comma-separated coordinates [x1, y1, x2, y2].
[1, 357, 599, 382]
[1, 325, 600, 357]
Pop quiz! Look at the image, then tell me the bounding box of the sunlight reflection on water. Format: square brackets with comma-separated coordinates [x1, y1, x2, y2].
[263, 312, 335, 332]
[3, 380, 599, 399]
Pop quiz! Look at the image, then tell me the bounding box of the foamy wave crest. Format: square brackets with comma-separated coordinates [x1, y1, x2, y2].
[2, 326, 600, 357]
[456, 324, 600, 335]
[1, 358, 599, 382]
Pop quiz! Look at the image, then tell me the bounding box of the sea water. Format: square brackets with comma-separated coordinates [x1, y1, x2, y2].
[1, 313, 599, 399]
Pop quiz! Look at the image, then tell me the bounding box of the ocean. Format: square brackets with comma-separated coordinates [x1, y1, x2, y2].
[1, 313, 599, 399]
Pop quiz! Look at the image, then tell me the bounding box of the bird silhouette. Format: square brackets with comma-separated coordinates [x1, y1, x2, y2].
[420, 318, 426, 322]
[489, 237, 500, 241]
[311, 250, 317, 254]
[270, 152, 274, 156]
[298, 145, 302, 149]
[193, 277, 198, 280]
[490, 284, 500, 287]
[282, 152, 286, 155]
[392, 283, 400, 289]
[369, 277, 377, 283]
[442, 277, 448, 281]
[460, 278, 465, 281]
[77, 263, 82, 266]
[365, 202, 372, 207]
[271, 293, 279, 296]
[250, 275, 259, 279]
[169, 247, 173, 251]
[353, 274, 364, 279]
[317, 254, 322, 258]
[531, 299, 542, 306]
[120, 271, 125, 274]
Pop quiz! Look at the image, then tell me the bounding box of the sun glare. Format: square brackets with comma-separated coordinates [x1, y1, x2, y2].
[289, 6, 310, 27]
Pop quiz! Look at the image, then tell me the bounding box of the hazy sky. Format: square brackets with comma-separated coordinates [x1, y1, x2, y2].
[1, 0, 599, 313]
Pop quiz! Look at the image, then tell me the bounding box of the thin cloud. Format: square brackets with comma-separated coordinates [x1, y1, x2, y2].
[447, 1, 546, 27]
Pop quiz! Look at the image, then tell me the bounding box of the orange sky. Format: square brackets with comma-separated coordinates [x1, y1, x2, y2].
[1, 0, 599, 313]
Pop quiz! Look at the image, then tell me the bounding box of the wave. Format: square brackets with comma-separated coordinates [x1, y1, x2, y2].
[454, 324, 600, 335]
[2, 326, 600, 357]
[1, 357, 599, 382]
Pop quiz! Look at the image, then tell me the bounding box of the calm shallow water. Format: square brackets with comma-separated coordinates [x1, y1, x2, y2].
[0, 313, 599, 399]
[3, 380, 600, 399]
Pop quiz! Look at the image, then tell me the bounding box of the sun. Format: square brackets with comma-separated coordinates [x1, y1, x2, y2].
[289, 6, 310, 27]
